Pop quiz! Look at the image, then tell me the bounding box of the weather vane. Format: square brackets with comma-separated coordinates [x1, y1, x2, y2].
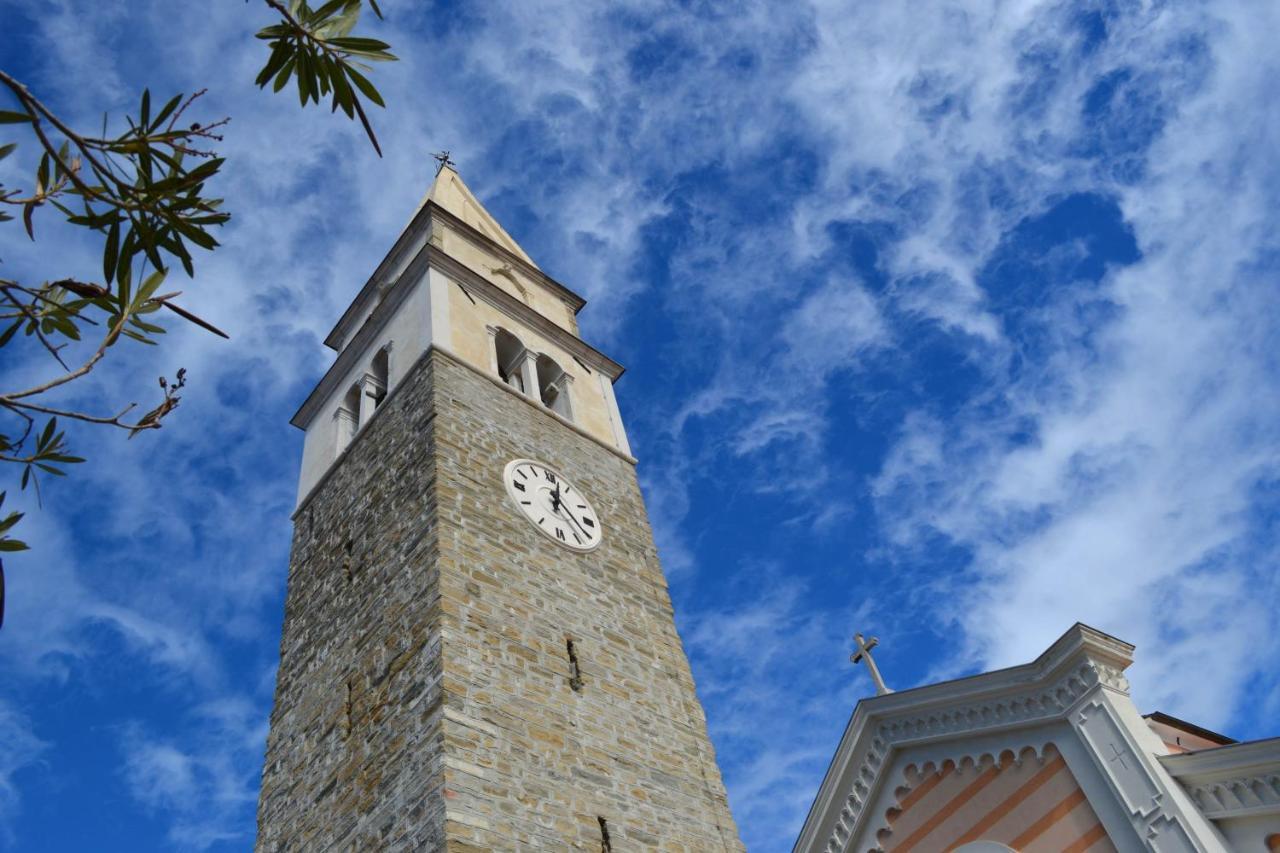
[851, 632, 893, 696]
[432, 150, 456, 175]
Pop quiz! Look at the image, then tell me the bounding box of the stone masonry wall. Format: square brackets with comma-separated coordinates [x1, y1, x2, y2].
[431, 349, 744, 851]
[257, 347, 744, 851]
[257, 355, 447, 852]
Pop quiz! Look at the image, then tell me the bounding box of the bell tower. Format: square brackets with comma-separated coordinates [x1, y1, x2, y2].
[256, 166, 744, 851]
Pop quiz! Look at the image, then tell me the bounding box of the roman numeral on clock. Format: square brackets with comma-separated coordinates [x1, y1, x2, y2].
[504, 460, 602, 552]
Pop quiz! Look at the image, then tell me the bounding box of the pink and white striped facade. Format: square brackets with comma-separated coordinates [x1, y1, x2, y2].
[795, 624, 1280, 853]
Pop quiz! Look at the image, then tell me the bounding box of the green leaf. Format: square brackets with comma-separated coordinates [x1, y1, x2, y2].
[140, 88, 151, 129]
[343, 64, 384, 107]
[326, 36, 392, 51]
[0, 510, 23, 534]
[297, 50, 314, 106]
[104, 220, 120, 284]
[331, 66, 355, 117]
[314, 0, 349, 19]
[136, 268, 167, 304]
[256, 43, 291, 88]
[367, 0, 383, 19]
[130, 318, 166, 334]
[174, 219, 218, 251]
[256, 24, 293, 39]
[0, 111, 32, 124]
[184, 157, 224, 184]
[121, 329, 157, 345]
[273, 56, 297, 93]
[150, 93, 183, 130]
[0, 320, 20, 348]
[0, 539, 28, 552]
[37, 418, 56, 450]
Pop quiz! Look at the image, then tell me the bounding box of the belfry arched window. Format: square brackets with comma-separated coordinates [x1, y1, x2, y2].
[536, 354, 573, 420]
[335, 383, 361, 456]
[494, 328, 527, 393]
[370, 346, 389, 410]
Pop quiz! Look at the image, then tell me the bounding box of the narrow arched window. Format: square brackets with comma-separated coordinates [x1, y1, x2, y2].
[370, 347, 389, 409]
[336, 383, 360, 456]
[536, 354, 573, 420]
[494, 328, 527, 393]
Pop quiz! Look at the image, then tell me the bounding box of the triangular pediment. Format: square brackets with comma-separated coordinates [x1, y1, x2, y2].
[794, 625, 1152, 852]
[417, 166, 538, 268]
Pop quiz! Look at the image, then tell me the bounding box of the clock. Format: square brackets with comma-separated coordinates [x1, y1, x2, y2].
[503, 459, 603, 552]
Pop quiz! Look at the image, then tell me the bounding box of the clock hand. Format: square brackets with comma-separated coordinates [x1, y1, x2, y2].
[554, 501, 590, 538]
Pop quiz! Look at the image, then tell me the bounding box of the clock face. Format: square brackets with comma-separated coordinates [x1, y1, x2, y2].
[503, 459, 603, 552]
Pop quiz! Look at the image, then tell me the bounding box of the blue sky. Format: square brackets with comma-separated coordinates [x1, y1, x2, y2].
[2, 1, 1279, 850]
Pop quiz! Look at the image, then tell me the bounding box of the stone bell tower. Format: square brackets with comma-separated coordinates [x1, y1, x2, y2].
[255, 165, 744, 851]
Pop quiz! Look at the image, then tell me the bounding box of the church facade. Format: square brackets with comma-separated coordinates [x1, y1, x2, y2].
[255, 166, 743, 850]
[795, 623, 1280, 853]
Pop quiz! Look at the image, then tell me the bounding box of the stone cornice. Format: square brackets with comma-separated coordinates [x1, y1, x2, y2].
[426, 201, 586, 314]
[323, 200, 586, 352]
[291, 346, 637, 519]
[290, 244, 623, 431]
[794, 624, 1135, 853]
[1161, 738, 1280, 819]
[290, 238, 429, 430]
[429, 248, 623, 380]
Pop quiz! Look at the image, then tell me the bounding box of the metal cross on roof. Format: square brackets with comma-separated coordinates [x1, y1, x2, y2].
[432, 150, 456, 175]
[851, 632, 893, 696]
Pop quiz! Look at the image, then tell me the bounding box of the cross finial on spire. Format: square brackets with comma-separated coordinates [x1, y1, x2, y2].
[851, 632, 893, 696]
[432, 150, 456, 176]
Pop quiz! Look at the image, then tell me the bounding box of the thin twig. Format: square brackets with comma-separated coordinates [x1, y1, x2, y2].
[2, 397, 145, 430]
[6, 294, 69, 370]
[1, 301, 135, 401]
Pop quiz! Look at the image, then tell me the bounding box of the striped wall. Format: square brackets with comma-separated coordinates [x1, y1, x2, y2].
[875, 744, 1115, 853]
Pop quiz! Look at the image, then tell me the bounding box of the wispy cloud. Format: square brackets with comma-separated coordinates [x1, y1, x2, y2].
[2, 0, 1278, 850]
[0, 704, 47, 841]
[120, 698, 266, 850]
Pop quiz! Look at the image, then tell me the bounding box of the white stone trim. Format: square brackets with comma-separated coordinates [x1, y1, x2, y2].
[599, 372, 632, 457]
[291, 245, 622, 431]
[426, 266, 452, 352]
[358, 371, 384, 427]
[1162, 738, 1280, 819]
[793, 624, 1229, 853]
[291, 346, 637, 520]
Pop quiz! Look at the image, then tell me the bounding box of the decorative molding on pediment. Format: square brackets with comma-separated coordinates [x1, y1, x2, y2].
[1180, 771, 1280, 819]
[817, 656, 1124, 853]
[797, 624, 1235, 853]
[1161, 738, 1280, 819]
[869, 743, 1060, 852]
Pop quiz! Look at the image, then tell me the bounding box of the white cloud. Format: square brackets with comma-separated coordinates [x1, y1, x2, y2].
[0, 704, 47, 840]
[120, 699, 264, 851]
[679, 570, 872, 851]
[2, 0, 1279, 849]
[856, 0, 1280, 726]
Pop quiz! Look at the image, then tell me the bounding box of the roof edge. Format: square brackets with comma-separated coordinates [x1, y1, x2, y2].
[322, 200, 588, 353]
[793, 622, 1134, 852]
